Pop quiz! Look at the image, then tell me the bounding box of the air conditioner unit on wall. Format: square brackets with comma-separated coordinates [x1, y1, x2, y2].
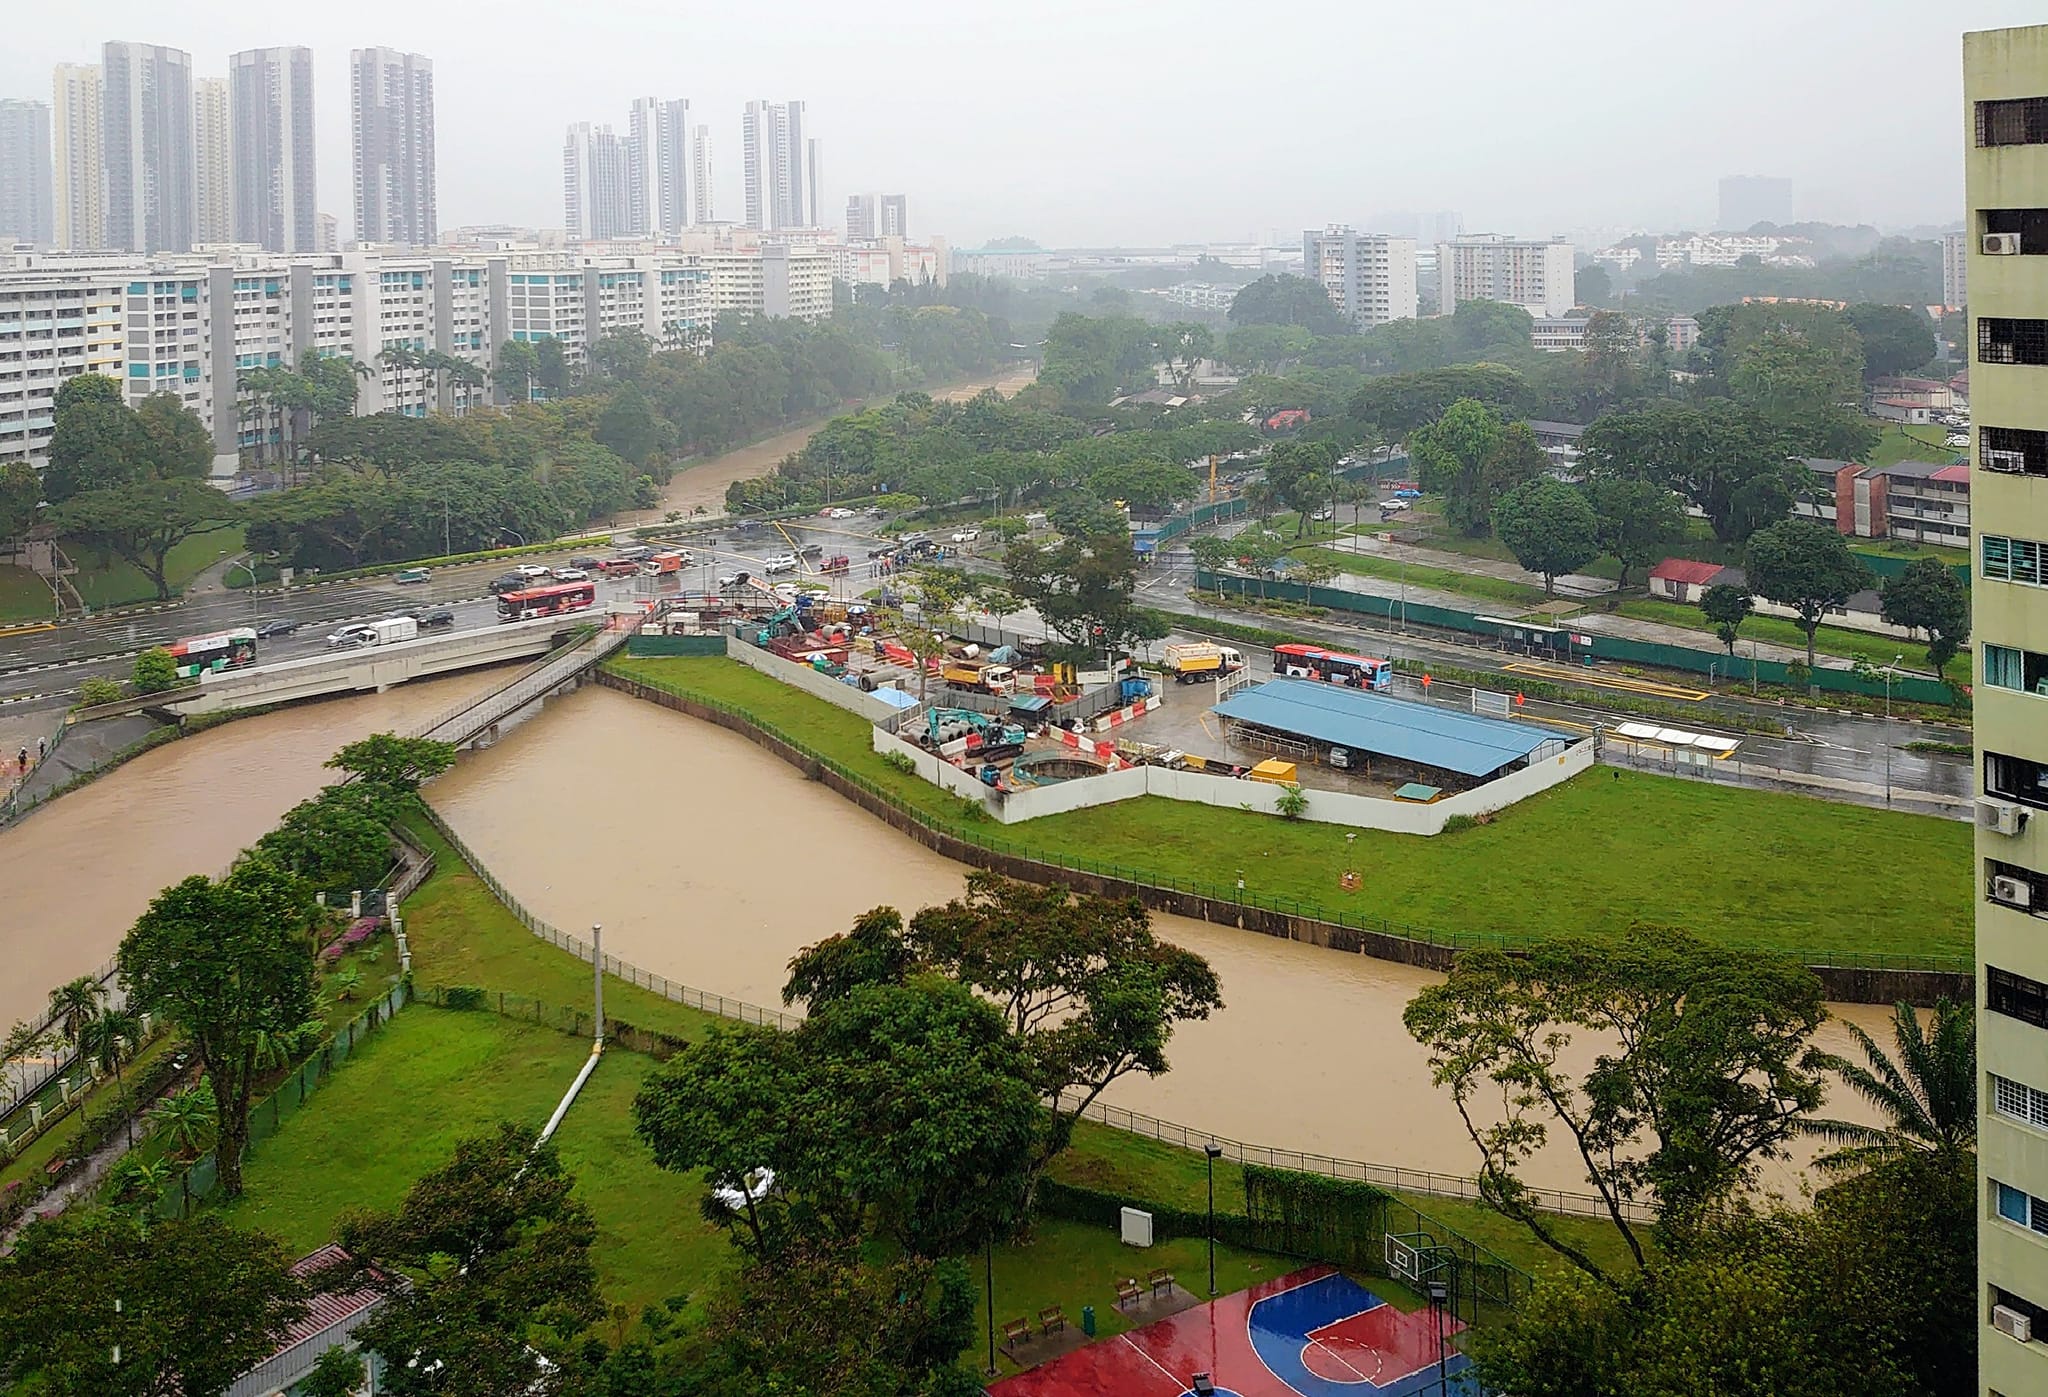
[1993, 1304, 2032, 1343]
[1993, 875, 2035, 909]
[1984, 449, 2028, 474]
[1979, 797, 2028, 836]
[1984, 232, 2022, 256]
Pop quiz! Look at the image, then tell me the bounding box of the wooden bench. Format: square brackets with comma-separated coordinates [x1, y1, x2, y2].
[1148, 1267, 1176, 1298]
[1001, 1317, 1032, 1347]
[1038, 1305, 1068, 1337]
[1116, 1278, 1143, 1310]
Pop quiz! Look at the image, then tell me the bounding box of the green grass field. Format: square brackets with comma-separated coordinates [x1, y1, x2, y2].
[1614, 596, 1970, 685]
[1867, 422, 1963, 469]
[1291, 546, 1550, 609]
[0, 527, 248, 622]
[606, 658, 1972, 963]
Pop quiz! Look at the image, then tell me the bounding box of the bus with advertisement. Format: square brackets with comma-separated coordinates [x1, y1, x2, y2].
[1270, 642, 1392, 690]
[165, 627, 258, 679]
[496, 580, 597, 622]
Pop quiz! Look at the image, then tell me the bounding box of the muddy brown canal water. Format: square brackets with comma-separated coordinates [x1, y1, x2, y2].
[429, 684, 1889, 1192]
[0, 670, 506, 1031]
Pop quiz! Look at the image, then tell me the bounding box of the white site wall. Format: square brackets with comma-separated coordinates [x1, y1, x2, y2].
[726, 634, 908, 725]
[871, 725, 1009, 811]
[994, 763, 1152, 822]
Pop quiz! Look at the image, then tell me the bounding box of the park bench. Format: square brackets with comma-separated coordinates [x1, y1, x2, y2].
[1116, 1278, 1143, 1310]
[1038, 1305, 1068, 1337]
[1001, 1317, 1032, 1347]
[1149, 1267, 1176, 1298]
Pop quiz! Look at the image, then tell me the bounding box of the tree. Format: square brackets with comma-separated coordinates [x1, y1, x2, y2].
[1403, 925, 1826, 1284]
[47, 479, 242, 600]
[495, 339, 540, 404]
[588, 328, 652, 384]
[79, 1007, 144, 1147]
[134, 393, 214, 481]
[636, 976, 1042, 1260]
[784, 873, 1222, 1203]
[1086, 458, 1198, 511]
[1580, 401, 1801, 545]
[151, 1083, 217, 1159]
[1744, 519, 1870, 669]
[120, 860, 319, 1197]
[1004, 525, 1152, 657]
[1574, 263, 1613, 308]
[1408, 400, 1543, 537]
[1843, 303, 1936, 381]
[1584, 477, 1686, 591]
[1798, 999, 1974, 1174]
[1188, 534, 1235, 593]
[595, 382, 665, 467]
[1700, 582, 1754, 658]
[0, 460, 40, 543]
[339, 1123, 602, 1397]
[131, 647, 181, 694]
[1728, 328, 1877, 461]
[1222, 323, 1314, 374]
[1264, 439, 1339, 538]
[1490, 480, 1599, 596]
[0, 1213, 307, 1397]
[299, 1345, 369, 1397]
[256, 784, 400, 894]
[534, 337, 572, 398]
[1879, 556, 1969, 673]
[48, 974, 105, 1046]
[325, 732, 458, 794]
[2, 1020, 53, 1099]
[44, 374, 149, 503]
[1227, 274, 1351, 335]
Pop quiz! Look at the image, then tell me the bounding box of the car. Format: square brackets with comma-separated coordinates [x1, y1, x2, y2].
[488, 573, 529, 594]
[326, 625, 376, 648]
[394, 567, 431, 584]
[762, 553, 799, 575]
[1944, 433, 1970, 448]
[828, 507, 856, 519]
[1392, 488, 1423, 500]
[867, 544, 896, 558]
[716, 571, 749, 589]
[513, 564, 552, 579]
[796, 542, 824, 558]
[253, 618, 300, 639]
[1310, 509, 1333, 522]
[951, 528, 980, 543]
[596, 558, 642, 577]
[615, 545, 654, 561]
[569, 556, 602, 570]
[410, 607, 456, 629]
[553, 567, 590, 582]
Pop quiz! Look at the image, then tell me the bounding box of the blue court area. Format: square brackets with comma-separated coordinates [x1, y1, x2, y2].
[987, 1265, 1476, 1397]
[1214, 678, 1563, 778]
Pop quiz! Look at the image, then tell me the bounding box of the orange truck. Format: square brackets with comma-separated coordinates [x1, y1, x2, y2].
[643, 551, 689, 575]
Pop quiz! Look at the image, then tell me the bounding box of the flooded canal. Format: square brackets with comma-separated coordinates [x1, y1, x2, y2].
[0, 670, 507, 1030]
[430, 684, 1889, 1193]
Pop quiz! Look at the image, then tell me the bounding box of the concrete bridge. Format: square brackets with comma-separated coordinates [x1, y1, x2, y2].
[71, 617, 584, 722]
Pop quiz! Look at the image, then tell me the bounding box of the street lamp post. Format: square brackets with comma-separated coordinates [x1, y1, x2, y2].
[1204, 1144, 1223, 1295]
[1884, 653, 1900, 807]
[985, 1236, 997, 1376]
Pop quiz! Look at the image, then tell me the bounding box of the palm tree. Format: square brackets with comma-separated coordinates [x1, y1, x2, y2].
[48, 976, 104, 1048]
[1799, 998, 1975, 1173]
[80, 1008, 144, 1146]
[152, 1083, 216, 1160]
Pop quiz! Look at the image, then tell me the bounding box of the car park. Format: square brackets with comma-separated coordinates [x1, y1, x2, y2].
[395, 567, 431, 584]
[253, 618, 300, 639]
[410, 607, 456, 628]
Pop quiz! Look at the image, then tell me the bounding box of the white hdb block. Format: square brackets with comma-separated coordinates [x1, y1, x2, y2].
[1120, 1206, 1155, 1247]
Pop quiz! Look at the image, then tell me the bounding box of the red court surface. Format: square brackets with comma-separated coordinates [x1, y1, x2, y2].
[985, 1265, 1473, 1397]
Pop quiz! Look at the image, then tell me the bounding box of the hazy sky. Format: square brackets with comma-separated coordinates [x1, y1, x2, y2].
[4, 0, 2038, 246]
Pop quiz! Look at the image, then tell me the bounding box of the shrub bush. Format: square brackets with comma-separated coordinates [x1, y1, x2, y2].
[441, 985, 487, 1011]
[1439, 814, 1478, 834]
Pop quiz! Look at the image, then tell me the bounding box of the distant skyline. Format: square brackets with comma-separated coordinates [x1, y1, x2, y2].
[1, 0, 2036, 247]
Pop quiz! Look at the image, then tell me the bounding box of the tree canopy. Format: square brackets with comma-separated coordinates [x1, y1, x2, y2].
[1228, 275, 1351, 335]
[1878, 557, 1969, 673]
[1491, 478, 1600, 595]
[1744, 519, 1870, 668]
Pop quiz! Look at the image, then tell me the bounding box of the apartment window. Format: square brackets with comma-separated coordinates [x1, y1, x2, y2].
[1991, 859, 2048, 916]
[1979, 97, 2048, 147]
[1985, 645, 2048, 696]
[1984, 427, 2048, 478]
[1995, 1073, 2048, 1128]
[1981, 318, 2048, 367]
[1996, 1179, 2048, 1231]
[1993, 1285, 2048, 1341]
[1990, 966, 2048, 1029]
[1989, 752, 2048, 810]
[1985, 534, 2046, 586]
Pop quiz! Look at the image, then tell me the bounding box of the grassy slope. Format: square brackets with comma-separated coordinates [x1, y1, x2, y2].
[1292, 546, 1549, 608]
[607, 657, 1972, 961]
[1615, 596, 1971, 685]
[1867, 422, 1962, 469]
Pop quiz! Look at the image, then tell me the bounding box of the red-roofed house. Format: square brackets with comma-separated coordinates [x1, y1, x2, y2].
[1648, 558, 1735, 603]
[224, 1245, 394, 1397]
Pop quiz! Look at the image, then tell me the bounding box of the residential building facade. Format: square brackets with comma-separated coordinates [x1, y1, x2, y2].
[1946, 231, 1971, 310]
[1301, 226, 1417, 328]
[350, 48, 436, 247]
[101, 41, 196, 254]
[193, 78, 232, 246]
[229, 47, 318, 253]
[880, 193, 907, 238]
[1530, 316, 1589, 352]
[0, 266, 125, 474]
[50, 64, 103, 250]
[0, 100, 55, 246]
[1968, 24, 2048, 1397]
[625, 97, 690, 238]
[691, 125, 714, 224]
[742, 99, 810, 230]
[1795, 457, 1972, 544]
[563, 123, 630, 242]
[1437, 235, 1575, 317]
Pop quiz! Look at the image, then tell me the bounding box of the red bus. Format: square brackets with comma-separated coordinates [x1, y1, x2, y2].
[1271, 643, 1392, 690]
[166, 627, 257, 678]
[497, 581, 597, 622]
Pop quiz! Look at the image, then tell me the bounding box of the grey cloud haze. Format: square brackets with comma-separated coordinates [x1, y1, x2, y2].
[4, 0, 2037, 245]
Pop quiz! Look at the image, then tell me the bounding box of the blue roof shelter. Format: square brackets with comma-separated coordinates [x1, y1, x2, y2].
[1213, 679, 1562, 780]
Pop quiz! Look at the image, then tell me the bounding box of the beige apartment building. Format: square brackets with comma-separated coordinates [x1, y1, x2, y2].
[1967, 22, 2048, 1397]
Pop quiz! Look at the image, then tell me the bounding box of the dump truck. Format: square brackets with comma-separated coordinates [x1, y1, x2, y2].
[1162, 642, 1245, 683]
[941, 658, 1016, 695]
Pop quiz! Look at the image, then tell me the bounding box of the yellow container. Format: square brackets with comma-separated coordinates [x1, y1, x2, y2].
[1246, 759, 1298, 785]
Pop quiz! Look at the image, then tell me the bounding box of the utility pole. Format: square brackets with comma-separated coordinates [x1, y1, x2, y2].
[591, 924, 605, 1045]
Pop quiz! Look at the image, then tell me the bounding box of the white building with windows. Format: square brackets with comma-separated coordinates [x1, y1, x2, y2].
[1301, 226, 1417, 328]
[1437, 235, 1576, 317]
[0, 267, 125, 473]
[1943, 231, 1968, 311]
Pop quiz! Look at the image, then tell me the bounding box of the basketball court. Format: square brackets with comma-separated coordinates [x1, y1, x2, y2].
[985, 1265, 1475, 1397]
